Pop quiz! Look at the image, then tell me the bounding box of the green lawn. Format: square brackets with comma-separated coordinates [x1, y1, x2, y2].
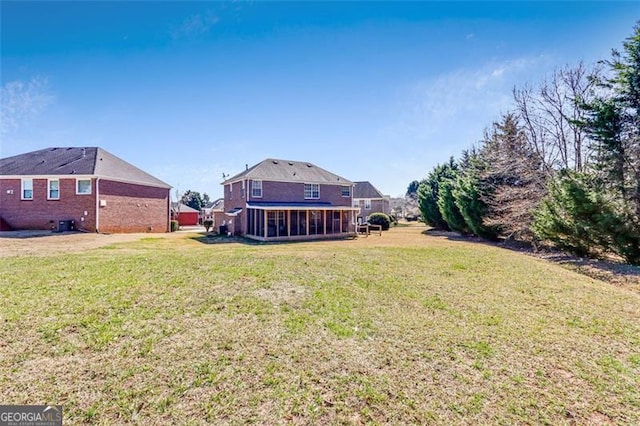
[1, 226, 639, 424]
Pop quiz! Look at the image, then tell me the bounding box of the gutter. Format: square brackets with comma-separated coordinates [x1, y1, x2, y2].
[95, 177, 100, 233]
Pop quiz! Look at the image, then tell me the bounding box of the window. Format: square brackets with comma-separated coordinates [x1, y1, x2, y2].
[341, 186, 350, 197]
[364, 199, 371, 210]
[21, 179, 33, 200]
[304, 183, 320, 199]
[76, 179, 91, 195]
[48, 179, 59, 200]
[252, 180, 262, 198]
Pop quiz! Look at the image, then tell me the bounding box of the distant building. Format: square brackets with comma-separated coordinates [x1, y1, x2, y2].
[353, 181, 390, 224]
[0, 147, 171, 233]
[171, 202, 199, 226]
[201, 198, 225, 227]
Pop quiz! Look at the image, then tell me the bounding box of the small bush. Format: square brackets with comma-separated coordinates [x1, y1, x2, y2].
[368, 213, 391, 231]
[203, 219, 214, 232]
[388, 214, 398, 226]
[170, 220, 179, 232]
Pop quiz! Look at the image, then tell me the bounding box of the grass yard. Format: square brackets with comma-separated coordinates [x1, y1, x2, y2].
[1, 224, 639, 424]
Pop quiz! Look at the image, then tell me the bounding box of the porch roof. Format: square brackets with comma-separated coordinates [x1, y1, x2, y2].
[247, 202, 359, 211]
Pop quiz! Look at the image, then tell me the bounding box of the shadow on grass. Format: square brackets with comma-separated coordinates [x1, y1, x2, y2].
[422, 228, 640, 289]
[0, 230, 78, 239]
[189, 232, 357, 246]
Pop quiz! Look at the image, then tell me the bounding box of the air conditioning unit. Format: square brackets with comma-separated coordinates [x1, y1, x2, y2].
[57, 220, 75, 232]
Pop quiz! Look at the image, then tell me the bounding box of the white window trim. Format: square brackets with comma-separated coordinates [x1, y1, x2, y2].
[364, 199, 371, 210]
[48, 179, 60, 200]
[304, 183, 320, 200]
[252, 180, 263, 198]
[76, 178, 92, 195]
[21, 178, 33, 200]
[341, 186, 350, 197]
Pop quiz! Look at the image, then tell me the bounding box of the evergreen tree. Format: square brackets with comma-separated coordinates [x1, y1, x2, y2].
[418, 159, 457, 230]
[480, 113, 546, 242]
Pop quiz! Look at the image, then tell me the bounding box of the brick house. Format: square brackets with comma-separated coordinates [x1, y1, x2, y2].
[222, 159, 359, 241]
[201, 198, 225, 228]
[353, 181, 391, 224]
[0, 147, 171, 233]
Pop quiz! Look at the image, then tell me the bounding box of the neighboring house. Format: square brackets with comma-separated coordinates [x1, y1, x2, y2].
[171, 202, 200, 226]
[201, 198, 225, 228]
[353, 181, 391, 224]
[221, 158, 359, 241]
[0, 147, 171, 233]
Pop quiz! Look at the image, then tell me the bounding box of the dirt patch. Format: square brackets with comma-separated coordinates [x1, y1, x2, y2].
[0, 231, 180, 257]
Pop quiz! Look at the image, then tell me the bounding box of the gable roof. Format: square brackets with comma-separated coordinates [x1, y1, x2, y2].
[0, 147, 171, 189]
[223, 158, 352, 186]
[171, 202, 200, 213]
[353, 181, 384, 199]
[203, 198, 224, 211]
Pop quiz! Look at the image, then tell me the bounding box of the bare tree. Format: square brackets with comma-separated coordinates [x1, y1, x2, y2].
[513, 62, 601, 174]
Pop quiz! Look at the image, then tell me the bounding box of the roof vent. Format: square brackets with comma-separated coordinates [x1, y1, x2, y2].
[272, 160, 279, 164]
[288, 161, 293, 166]
[306, 163, 312, 167]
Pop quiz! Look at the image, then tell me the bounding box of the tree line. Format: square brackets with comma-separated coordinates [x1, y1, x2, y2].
[411, 24, 640, 265]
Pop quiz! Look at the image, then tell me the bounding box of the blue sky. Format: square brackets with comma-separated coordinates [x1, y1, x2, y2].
[2, 1, 638, 199]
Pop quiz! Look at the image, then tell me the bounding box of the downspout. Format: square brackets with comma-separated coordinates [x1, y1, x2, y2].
[95, 177, 100, 233]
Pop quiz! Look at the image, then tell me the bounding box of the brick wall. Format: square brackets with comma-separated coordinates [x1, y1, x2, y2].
[0, 178, 96, 231]
[249, 180, 352, 206]
[354, 198, 390, 220]
[0, 178, 170, 233]
[98, 180, 169, 233]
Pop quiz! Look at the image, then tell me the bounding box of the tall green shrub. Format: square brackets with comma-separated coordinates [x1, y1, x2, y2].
[438, 176, 469, 234]
[418, 158, 457, 230]
[367, 213, 391, 230]
[533, 172, 640, 264]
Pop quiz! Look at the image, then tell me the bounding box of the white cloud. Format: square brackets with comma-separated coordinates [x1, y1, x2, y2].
[171, 12, 220, 39]
[0, 77, 53, 135]
[385, 55, 550, 144]
[374, 55, 555, 190]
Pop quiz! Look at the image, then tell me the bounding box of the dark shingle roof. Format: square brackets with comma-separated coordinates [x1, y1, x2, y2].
[0, 147, 171, 189]
[223, 158, 352, 185]
[353, 181, 384, 199]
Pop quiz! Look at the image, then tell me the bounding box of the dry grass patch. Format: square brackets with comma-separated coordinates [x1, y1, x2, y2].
[1, 224, 639, 424]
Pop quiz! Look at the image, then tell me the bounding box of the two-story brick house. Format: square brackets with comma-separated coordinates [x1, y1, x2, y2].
[222, 159, 359, 241]
[0, 147, 171, 233]
[353, 181, 391, 224]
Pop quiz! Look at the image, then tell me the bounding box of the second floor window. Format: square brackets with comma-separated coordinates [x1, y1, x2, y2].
[252, 180, 262, 198]
[364, 199, 371, 210]
[22, 179, 33, 200]
[304, 183, 320, 199]
[77, 179, 91, 195]
[48, 179, 60, 200]
[341, 186, 350, 197]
